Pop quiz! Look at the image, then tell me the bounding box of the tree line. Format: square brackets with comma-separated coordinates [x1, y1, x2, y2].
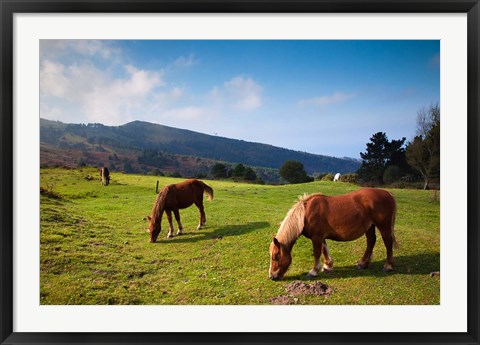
[278, 103, 440, 190]
[357, 103, 439, 189]
[210, 163, 265, 184]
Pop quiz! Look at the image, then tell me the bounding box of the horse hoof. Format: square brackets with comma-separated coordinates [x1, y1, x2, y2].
[382, 267, 394, 272]
[167, 234, 174, 238]
[321, 267, 334, 273]
[306, 273, 317, 279]
[356, 263, 368, 270]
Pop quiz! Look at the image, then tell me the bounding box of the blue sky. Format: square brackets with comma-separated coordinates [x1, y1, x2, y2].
[40, 40, 440, 159]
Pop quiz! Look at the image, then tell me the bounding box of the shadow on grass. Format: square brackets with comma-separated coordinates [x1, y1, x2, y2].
[156, 221, 270, 244]
[282, 252, 440, 281]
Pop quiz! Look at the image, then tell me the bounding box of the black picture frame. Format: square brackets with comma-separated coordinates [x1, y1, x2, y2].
[1, 1, 479, 344]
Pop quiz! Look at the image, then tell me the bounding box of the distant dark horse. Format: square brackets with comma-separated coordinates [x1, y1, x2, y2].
[147, 179, 214, 242]
[269, 188, 397, 280]
[99, 167, 110, 186]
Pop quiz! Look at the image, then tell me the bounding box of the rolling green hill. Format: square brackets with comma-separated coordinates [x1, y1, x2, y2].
[40, 118, 360, 181]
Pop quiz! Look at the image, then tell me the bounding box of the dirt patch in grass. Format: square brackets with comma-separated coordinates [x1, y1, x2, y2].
[286, 280, 333, 296]
[270, 281, 333, 305]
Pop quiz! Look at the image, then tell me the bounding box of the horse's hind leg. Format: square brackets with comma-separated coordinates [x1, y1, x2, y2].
[166, 210, 175, 238]
[378, 226, 395, 272]
[321, 240, 334, 273]
[357, 225, 376, 269]
[195, 201, 206, 230]
[173, 209, 184, 235]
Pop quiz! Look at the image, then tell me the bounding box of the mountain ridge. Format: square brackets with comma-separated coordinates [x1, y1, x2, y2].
[40, 118, 360, 181]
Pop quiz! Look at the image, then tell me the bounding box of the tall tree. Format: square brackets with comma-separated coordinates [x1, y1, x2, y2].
[406, 103, 440, 189]
[357, 132, 406, 184]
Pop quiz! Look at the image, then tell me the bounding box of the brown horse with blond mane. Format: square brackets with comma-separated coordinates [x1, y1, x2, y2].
[269, 188, 397, 280]
[147, 179, 213, 242]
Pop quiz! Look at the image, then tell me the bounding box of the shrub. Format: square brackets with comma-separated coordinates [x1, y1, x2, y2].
[211, 163, 228, 179]
[321, 173, 334, 181]
[146, 169, 164, 176]
[243, 167, 257, 181]
[280, 160, 313, 184]
[232, 164, 246, 177]
[340, 173, 358, 184]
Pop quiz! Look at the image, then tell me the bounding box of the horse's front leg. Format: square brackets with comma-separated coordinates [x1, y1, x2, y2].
[173, 209, 184, 235]
[307, 239, 326, 277]
[166, 210, 175, 238]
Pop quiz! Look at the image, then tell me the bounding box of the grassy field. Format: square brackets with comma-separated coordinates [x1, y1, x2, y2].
[40, 167, 440, 305]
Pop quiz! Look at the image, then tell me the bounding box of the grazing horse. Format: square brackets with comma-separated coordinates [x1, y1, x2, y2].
[269, 188, 397, 280]
[99, 167, 110, 186]
[147, 179, 214, 242]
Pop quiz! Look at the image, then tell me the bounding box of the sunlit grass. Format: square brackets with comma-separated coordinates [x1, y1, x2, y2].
[40, 167, 440, 305]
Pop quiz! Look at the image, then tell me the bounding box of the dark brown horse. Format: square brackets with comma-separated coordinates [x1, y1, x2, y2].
[147, 179, 214, 242]
[99, 167, 110, 186]
[269, 188, 397, 280]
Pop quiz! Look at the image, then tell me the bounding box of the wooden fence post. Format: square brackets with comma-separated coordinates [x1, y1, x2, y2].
[156, 181, 159, 194]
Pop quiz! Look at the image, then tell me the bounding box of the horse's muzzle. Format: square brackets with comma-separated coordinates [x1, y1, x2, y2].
[269, 274, 283, 281]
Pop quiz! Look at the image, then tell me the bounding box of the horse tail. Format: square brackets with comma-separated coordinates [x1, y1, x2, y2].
[201, 182, 214, 201]
[390, 192, 399, 249]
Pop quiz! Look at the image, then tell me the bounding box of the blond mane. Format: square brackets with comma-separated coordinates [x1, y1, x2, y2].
[149, 185, 171, 227]
[276, 194, 311, 246]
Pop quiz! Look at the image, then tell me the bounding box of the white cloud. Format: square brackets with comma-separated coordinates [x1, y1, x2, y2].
[72, 40, 120, 59]
[174, 54, 198, 68]
[40, 103, 64, 121]
[40, 59, 164, 125]
[161, 86, 184, 101]
[150, 87, 187, 114]
[40, 41, 265, 128]
[211, 76, 263, 112]
[117, 65, 163, 96]
[299, 91, 356, 107]
[40, 60, 70, 98]
[40, 40, 122, 62]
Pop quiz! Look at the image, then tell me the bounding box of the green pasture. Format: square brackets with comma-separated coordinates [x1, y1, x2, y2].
[40, 167, 440, 305]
